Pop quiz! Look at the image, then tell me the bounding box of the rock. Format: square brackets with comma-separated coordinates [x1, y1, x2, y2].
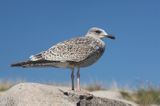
[90, 90, 123, 99]
[90, 91, 138, 106]
[0, 83, 137, 106]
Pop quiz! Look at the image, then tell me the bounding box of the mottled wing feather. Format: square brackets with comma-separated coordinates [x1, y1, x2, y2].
[31, 37, 98, 62]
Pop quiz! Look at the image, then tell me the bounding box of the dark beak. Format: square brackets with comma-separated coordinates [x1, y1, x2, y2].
[106, 34, 115, 40]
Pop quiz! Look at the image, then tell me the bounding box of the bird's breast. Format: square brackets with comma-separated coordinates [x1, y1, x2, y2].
[77, 46, 105, 68]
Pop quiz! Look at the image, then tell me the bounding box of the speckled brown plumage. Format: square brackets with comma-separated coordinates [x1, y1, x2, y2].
[29, 36, 105, 68]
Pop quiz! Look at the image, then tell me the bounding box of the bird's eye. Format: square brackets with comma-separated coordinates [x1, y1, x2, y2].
[95, 30, 101, 34]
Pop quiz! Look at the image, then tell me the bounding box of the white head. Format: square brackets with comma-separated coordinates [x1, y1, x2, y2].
[86, 27, 115, 40]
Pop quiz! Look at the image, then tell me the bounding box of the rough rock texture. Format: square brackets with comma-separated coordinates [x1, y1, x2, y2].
[90, 91, 137, 106]
[0, 83, 137, 106]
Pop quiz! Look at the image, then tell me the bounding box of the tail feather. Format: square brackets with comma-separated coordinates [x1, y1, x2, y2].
[11, 60, 60, 68]
[11, 60, 68, 68]
[11, 61, 29, 67]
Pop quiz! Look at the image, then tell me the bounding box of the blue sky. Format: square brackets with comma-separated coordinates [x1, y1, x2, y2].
[0, 0, 160, 86]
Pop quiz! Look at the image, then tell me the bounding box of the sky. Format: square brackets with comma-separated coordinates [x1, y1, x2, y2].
[0, 0, 160, 87]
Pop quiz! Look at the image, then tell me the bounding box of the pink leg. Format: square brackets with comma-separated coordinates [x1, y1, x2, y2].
[71, 67, 74, 90]
[76, 67, 80, 91]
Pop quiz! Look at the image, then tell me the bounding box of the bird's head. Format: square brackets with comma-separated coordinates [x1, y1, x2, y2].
[86, 27, 115, 40]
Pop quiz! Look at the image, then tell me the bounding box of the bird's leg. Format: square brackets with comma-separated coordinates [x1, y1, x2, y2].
[76, 67, 80, 91]
[71, 67, 74, 90]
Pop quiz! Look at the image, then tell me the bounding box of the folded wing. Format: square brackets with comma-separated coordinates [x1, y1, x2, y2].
[30, 37, 98, 62]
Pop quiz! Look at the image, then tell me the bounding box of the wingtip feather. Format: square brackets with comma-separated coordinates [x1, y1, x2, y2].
[10, 61, 30, 67]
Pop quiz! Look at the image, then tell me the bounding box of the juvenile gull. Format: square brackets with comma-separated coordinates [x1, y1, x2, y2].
[11, 27, 115, 91]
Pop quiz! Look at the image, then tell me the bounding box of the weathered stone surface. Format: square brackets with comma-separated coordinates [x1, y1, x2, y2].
[0, 83, 137, 106]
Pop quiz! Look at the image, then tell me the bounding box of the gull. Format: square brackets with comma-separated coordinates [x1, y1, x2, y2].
[11, 27, 115, 91]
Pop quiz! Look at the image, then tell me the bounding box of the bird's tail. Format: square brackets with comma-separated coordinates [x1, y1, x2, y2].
[11, 60, 60, 68]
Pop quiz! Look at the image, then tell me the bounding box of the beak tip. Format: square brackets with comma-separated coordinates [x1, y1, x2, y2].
[106, 35, 116, 40]
[111, 36, 116, 40]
